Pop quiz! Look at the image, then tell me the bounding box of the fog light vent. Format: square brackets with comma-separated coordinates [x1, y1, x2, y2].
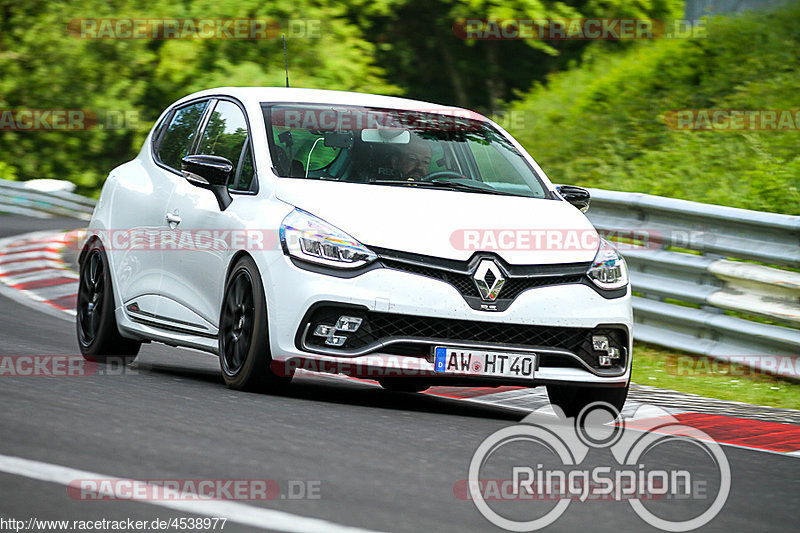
[592, 336, 621, 367]
[324, 335, 347, 347]
[592, 336, 609, 352]
[314, 325, 334, 336]
[335, 316, 362, 332]
[312, 315, 363, 346]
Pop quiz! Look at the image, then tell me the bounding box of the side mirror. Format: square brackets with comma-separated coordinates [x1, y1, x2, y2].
[556, 185, 590, 213]
[181, 155, 233, 211]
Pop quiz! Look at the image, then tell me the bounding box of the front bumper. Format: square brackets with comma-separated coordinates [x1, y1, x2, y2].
[262, 255, 633, 387]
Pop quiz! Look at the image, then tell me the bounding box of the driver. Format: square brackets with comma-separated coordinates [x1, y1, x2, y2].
[390, 136, 432, 180]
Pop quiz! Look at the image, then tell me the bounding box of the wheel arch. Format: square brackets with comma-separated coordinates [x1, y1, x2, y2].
[224, 250, 258, 284]
[78, 234, 102, 267]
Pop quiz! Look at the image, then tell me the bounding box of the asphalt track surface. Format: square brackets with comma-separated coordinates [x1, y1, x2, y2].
[0, 215, 798, 532]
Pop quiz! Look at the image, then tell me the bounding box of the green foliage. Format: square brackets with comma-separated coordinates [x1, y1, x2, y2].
[506, 2, 800, 214]
[0, 1, 154, 194]
[358, 0, 682, 113]
[0, 0, 399, 194]
[5, 0, 797, 213]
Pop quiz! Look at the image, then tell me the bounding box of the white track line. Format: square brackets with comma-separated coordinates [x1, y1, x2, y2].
[1, 269, 73, 283]
[0, 453, 386, 533]
[0, 243, 63, 254]
[0, 250, 62, 263]
[0, 230, 79, 319]
[0, 259, 66, 273]
[0, 279, 75, 322]
[34, 285, 79, 300]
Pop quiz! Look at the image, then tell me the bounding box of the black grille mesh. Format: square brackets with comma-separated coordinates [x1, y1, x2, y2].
[302, 306, 628, 373]
[306, 307, 585, 351]
[381, 259, 584, 300]
[381, 260, 480, 297]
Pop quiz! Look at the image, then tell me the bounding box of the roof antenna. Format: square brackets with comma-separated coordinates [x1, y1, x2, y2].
[282, 34, 289, 88]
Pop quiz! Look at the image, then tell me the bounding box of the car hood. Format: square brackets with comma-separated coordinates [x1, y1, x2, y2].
[274, 179, 599, 265]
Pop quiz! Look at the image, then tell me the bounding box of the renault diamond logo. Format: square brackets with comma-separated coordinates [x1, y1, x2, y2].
[473, 259, 506, 301]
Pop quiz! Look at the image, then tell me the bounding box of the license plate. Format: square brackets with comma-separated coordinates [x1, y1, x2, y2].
[433, 347, 535, 379]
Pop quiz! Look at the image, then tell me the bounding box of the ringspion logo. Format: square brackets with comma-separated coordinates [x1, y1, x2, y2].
[464, 403, 730, 531]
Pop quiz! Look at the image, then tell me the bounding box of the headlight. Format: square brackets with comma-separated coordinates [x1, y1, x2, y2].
[280, 209, 377, 269]
[587, 239, 628, 290]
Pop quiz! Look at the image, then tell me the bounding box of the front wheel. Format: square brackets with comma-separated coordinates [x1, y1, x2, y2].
[76, 241, 141, 364]
[546, 382, 629, 419]
[219, 256, 291, 392]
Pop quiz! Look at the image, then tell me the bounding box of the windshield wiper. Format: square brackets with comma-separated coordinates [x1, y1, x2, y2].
[368, 179, 521, 196]
[429, 178, 522, 196]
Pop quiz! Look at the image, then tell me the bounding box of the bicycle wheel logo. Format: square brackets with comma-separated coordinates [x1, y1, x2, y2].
[467, 403, 730, 531]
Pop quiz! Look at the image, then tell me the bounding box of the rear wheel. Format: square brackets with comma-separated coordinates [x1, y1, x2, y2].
[76, 241, 141, 363]
[378, 379, 430, 393]
[219, 256, 291, 392]
[546, 382, 629, 419]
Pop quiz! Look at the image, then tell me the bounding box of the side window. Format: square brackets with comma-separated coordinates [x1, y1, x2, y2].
[234, 143, 255, 191]
[156, 100, 209, 171]
[196, 100, 250, 188]
[150, 112, 170, 147]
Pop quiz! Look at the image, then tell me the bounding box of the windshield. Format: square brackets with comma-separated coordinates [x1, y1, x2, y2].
[262, 104, 549, 198]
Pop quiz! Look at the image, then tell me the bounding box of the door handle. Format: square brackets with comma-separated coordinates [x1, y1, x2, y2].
[166, 212, 182, 225]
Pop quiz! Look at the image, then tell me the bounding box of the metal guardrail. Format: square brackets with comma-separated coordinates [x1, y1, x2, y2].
[0, 178, 95, 220]
[586, 188, 800, 380]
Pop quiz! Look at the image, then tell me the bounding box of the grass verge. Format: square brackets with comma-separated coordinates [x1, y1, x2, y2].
[632, 342, 800, 410]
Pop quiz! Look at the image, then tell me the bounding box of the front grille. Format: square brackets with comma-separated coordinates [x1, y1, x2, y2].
[378, 251, 588, 304]
[501, 274, 586, 299]
[381, 259, 481, 297]
[300, 305, 628, 374]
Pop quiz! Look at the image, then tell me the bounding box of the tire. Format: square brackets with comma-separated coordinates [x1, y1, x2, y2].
[546, 382, 629, 419]
[76, 241, 141, 364]
[219, 255, 291, 392]
[378, 379, 430, 393]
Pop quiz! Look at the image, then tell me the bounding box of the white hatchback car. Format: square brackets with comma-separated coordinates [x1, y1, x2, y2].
[77, 87, 632, 416]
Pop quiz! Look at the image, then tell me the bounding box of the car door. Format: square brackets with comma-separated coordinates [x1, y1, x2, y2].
[114, 99, 211, 322]
[159, 98, 257, 336]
